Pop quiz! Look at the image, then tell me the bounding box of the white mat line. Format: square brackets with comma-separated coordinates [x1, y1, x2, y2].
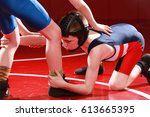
[13, 53, 86, 62]
[10, 73, 150, 99]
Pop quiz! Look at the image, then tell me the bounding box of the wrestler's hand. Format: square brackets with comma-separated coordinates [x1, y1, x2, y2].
[0, 36, 9, 48]
[94, 23, 112, 36]
[48, 70, 67, 88]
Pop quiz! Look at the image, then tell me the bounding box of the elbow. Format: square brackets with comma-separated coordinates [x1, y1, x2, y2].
[82, 90, 92, 96]
[82, 85, 93, 95]
[86, 89, 93, 95]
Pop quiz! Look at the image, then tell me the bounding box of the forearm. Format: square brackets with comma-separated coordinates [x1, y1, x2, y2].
[63, 69, 98, 95]
[78, 4, 97, 28]
[19, 35, 46, 47]
[69, 0, 98, 28]
[63, 82, 92, 95]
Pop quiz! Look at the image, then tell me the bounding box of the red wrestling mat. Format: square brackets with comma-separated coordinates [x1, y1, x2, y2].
[3, 52, 150, 100]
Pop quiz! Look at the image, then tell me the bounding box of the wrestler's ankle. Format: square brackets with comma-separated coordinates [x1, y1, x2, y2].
[0, 66, 10, 80]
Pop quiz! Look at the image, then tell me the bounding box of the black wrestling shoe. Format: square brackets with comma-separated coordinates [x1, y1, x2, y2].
[75, 63, 104, 75]
[142, 70, 150, 84]
[137, 54, 150, 84]
[0, 79, 9, 98]
[48, 75, 80, 97]
[48, 87, 80, 97]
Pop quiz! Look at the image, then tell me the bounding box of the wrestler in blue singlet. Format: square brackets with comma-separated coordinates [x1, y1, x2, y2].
[88, 23, 145, 75]
[88, 24, 145, 61]
[0, 0, 51, 34]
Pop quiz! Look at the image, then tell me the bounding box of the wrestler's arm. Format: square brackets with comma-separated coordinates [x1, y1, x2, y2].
[68, 0, 112, 36]
[16, 18, 46, 47]
[66, 50, 102, 95]
[49, 44, 114, 95]
[1, 19, 46, 48]
[49, 50, 101, 95]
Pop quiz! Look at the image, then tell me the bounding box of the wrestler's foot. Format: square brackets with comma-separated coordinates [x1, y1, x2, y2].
[142, 70, 150, 84]
[48, 74, 80, 97]
[0, 78, 9, 98]
[137, 54, 150, 84]
[75, 63, 104, 75]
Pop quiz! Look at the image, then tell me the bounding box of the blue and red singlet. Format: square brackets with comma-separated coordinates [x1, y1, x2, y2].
[88, 23, 145, 75]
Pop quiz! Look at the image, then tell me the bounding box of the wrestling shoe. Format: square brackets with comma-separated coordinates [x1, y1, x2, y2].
[142, 70, 150, 84]
[0, 78, 9, 98]
[48, 75, 80, 97]
[75, 63, 104, 75]
[137, 54, 150, 84]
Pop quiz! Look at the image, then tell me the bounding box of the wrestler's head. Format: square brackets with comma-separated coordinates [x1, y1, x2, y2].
[59, 11, 89, 51]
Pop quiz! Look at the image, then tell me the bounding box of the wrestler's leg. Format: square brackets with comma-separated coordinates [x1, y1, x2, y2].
[0, 27, 20, 97]
[109, 65, 142, 90]
[124, 42, 144, 87]
[0, 0, 65, 97]
[109, 42, 142, 90]
[0, 2, 21, 97]
[0, 27, 20, 67]
[126, 54, 150, 86]
[109, 71, 128, 90]
[126, 65, 141, 87]
[39, 20, 63, 74]
[109, 66, 141, 90]
[0, 7, 20, 69]
[2, 0, 63, 75]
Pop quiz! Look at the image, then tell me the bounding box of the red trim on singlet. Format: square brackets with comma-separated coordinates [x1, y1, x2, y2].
[117, 44, 124, 60]
[118, 42, 142, 75]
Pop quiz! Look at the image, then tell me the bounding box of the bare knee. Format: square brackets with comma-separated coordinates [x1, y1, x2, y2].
[109, 71, 128, 91]
[40, 20, 61, 43]
[82, 86, 93, 95]
[4, 29, 20, 49]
